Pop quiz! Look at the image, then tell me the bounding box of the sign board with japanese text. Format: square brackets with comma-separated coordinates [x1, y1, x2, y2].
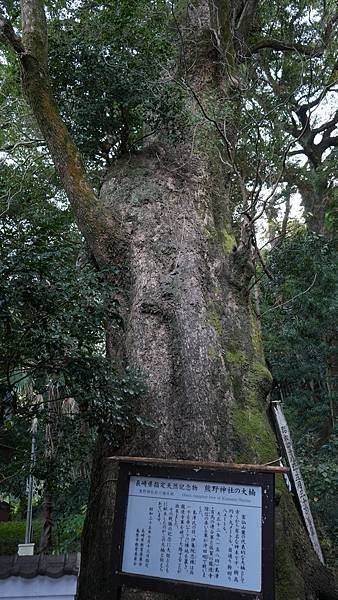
[111, 459, 276, 599]
[272, 401, 324, 564]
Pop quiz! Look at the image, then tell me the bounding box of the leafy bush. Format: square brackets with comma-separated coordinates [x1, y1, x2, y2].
[0, 160, 145, 542]
[0, 519, 42, 555]
[55, 512, 85, 553]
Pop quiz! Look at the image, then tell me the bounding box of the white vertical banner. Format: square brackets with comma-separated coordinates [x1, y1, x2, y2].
[272, 402, 324, 564]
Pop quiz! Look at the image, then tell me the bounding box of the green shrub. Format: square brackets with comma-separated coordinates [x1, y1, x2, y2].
[0, 519, 42, 555]
[55, 513, 84, 553]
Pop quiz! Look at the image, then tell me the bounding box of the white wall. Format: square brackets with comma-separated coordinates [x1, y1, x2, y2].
[0, 575, 77, 599]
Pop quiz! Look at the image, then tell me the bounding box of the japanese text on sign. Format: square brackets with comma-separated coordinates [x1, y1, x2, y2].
[122, 476, 262, 592]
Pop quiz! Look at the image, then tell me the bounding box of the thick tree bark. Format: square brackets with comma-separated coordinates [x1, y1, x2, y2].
[286, 167, 334, 237]
[78, 3, 336, 600]
[299, 176, 332, 237]
[78, 149, 336, 600]
[1, 1, 336, 599]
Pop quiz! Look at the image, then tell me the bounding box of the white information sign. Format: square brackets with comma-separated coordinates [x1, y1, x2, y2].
[122, 476, 262, 592]
[272, 402, 324, 564]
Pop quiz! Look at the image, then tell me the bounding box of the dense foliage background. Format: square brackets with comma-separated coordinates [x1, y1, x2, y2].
[261, 231, 337, 562]
[0, 155, 144, 551]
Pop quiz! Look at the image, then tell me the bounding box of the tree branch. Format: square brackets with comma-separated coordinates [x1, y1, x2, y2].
[320, 135, 338, 151]
[313, 108, 338, 135]
[21, 0, 48, 66]
[260, 273, 318, 316]
[294, 81, 336, 115]
[0, 2, 116, 267]
[322, 9, 338, 46]
[288, 149, 305, 157]
[250, 38, 324, 57]
[0, 14, 26, 54]
[0, 139, 45, 152]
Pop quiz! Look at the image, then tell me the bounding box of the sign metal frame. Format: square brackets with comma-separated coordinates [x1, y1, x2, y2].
[111, 460, 275, 600]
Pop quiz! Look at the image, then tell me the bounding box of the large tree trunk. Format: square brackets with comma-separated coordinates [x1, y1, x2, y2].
[78, 153, 335, 600]
[77, 3, 335, 600]
[78, 162, 335, 600]
[298, 174, 332, 237]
